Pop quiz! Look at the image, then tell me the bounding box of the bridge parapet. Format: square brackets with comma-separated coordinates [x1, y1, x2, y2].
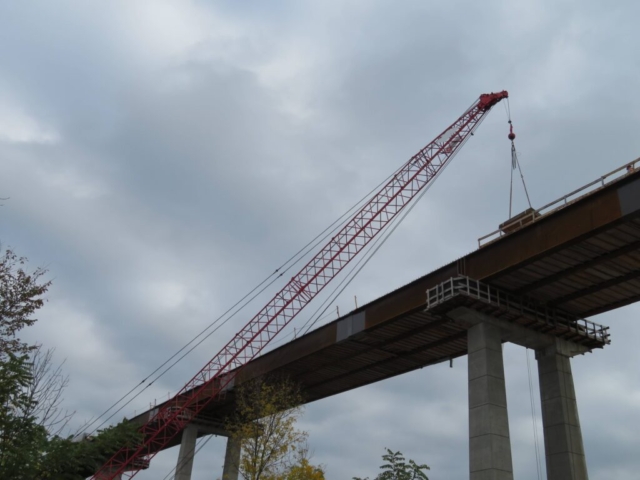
[479, 156, 640, 247]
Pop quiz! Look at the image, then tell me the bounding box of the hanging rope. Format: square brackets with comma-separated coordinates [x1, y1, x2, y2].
[506, 100, 542, 476]
[526, 349, 543, 480]
[506, 99, 533, 218]
[509, 122, 515, 219]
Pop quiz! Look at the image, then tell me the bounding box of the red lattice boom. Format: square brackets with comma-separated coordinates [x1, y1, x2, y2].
[92, 90, 508, 479]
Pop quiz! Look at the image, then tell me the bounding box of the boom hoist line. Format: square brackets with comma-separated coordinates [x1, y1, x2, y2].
[92, 90, 509, 479]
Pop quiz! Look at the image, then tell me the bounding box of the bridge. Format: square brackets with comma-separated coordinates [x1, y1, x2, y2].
[118, 158, 640, 480]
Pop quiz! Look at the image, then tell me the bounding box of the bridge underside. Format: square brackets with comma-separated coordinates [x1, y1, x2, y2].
[132, 162, 640, 453]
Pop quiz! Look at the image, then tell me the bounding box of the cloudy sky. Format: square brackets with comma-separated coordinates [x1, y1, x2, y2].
[2, 1, 640, 479]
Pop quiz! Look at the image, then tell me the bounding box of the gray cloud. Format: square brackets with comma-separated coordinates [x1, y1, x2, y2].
[1, 1, 639, 479]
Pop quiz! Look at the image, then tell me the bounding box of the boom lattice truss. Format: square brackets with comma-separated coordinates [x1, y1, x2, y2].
[92, 90, 509, 479]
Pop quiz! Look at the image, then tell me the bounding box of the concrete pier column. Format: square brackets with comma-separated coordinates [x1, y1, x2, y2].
[536, 342, 589, 480]
[222, 436, 241, 480]
[175, 425, 198, 480]
[468, 322, 514, 480]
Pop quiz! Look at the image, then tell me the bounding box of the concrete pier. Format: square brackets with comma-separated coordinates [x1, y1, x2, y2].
[468, 322, 514, 480]
[222, 436, 241, 480]
[537, 342, 589, 480]
[175, 425, 198, 480]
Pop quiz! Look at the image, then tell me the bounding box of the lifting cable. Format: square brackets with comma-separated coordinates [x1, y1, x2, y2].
[75, 163, 405, 439]
[506, 101, 543, 478]
[526, 348, 544, 480]
[159, 135, 463, 480]
[79, 103, 488, 440]
[506, 98, 533, 219]
[76, 272, 282, 438]
[299, 181, 425, 336]
[300, 125, 475, 335]
[85, 109, 494, 478]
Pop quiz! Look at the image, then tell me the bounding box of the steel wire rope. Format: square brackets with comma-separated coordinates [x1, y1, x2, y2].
[82, 218, 358, 438]
[157, 166, 462, 480]
[92, 97, 510, 480]
[93, 106, 485, 443]
[505, 98, 532, 218]
[82, 272, 295, 437]
[526, 348, 543, 480]
[80, 107, 480, 440]
[515, 150, 533, 209]
[242, 146, 462, 345]
[299, 177, 428, 336]
[298, 122, 480, 335]
[264, 308, 337, 351]
[76, 166, 403, 438]
[505, 100, 541, 478]
[115, 168, 410, 474]
[240, 155, 441, 350]
[74, 272, 282, 438]
[154, 194, 450, 480]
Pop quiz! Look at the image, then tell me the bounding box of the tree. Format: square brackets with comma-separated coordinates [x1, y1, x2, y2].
[0, 245, 142, 479]
[0, 246, 51, 358]
[39, 420, 142, 479]
[0, 246, 52, 478]
[0, 352, 49, 479]
[23, 345, 74, 436]
[353, 449, 430, 480]
[279, 455, 325, 480]
[224, 377, 324, 480]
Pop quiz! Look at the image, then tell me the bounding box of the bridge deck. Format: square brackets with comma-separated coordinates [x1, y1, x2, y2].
[132, 160, 640, 451]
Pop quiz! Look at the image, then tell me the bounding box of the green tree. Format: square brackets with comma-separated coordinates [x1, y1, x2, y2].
[0, 246, 51, 357]
[0, 246, 142, 479]
[279, 456, 325, 480]
[224, 377, 324, 480]
[0, 352, 49, 479]
[0, 246, 52, 478]
[39, 420, 142, 479]
[354, 449, 429, 480]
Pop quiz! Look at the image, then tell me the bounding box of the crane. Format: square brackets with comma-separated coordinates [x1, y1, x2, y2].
[92, 90, 509, 479]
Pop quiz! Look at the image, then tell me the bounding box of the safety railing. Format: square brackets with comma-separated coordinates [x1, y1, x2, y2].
[425, 276, 610, 345]
[131, 458, 150, 470]
[479, 157, 640, 247]
[148, 405, 194, 424]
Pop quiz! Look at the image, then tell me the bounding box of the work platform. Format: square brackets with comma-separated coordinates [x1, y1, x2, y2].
[131, 159, 640, 459]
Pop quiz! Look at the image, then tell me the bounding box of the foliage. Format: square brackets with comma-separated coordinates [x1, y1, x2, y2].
[0, 245, 142, 479]
[40, 421, 143, 479]
[353, 449, 429, 480]
[0, 246, 51, 358]
[278, 457, 325, 480]
[0, 352, 49, 479]
[0, 246, 52, 478]
[224, 377, 324, 480]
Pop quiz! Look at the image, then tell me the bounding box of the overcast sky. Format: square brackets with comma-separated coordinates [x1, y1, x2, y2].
[1, 1, 640, 479]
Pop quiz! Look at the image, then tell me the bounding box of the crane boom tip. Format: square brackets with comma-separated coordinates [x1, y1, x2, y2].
[478, 91, 509, 110]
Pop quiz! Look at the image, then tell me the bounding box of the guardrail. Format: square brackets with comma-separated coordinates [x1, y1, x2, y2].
[425, 276, 610, 345]
[479, 157, 640, 247]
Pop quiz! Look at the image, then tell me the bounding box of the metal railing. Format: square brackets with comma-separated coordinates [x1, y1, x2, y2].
[148, 405, 194, 424]
[479, 157, 640, 247]
[425, 276, 610, 344]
